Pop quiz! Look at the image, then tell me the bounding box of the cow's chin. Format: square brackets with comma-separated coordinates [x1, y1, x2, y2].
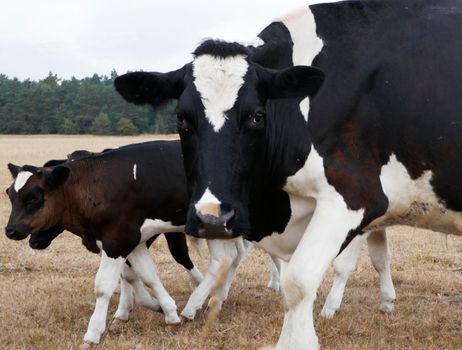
[187, 228, 242, 240]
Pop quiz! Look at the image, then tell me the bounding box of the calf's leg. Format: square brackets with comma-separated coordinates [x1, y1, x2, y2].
[181, 239, 239, 321]
[83, 250, 125, 346]
[127, 244, 180, 326]
[367, 229, 396, 312]
[165, 232, 203, 286]
[320, 233, 366, 318]
[113, 264, 161, 321]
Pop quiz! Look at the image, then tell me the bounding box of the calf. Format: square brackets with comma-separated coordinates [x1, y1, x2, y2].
[6, 141, 193, 346]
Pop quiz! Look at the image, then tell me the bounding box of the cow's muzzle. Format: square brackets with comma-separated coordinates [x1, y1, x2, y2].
[5, 226, 30, 240]
[194, 209, 240, 239]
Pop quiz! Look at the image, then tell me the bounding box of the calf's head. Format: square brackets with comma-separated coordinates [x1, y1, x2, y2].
[115, 40, 324, 239]
[5, 163, 70, 240]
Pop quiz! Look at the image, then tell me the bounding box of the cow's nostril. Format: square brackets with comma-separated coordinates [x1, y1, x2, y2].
[196, 209, 235, 232]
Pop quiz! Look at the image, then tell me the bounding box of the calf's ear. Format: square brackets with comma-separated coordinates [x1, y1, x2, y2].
[46, 166, 70, 190]
[257, 65, 325, 100]
[7, 163, 21, 178]
[114, 65, 188, 106]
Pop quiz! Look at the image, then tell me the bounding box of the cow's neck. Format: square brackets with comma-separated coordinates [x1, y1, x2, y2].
[58, 163, 101, 252]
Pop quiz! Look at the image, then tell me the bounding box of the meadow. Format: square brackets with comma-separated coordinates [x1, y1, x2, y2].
[0, 135, 461, 349]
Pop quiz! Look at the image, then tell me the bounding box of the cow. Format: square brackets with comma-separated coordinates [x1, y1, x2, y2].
[5, 141, 196, 346]
[113, 0, 462, 348]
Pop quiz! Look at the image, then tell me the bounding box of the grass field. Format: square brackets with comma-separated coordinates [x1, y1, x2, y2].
[0, 135, 461, 350]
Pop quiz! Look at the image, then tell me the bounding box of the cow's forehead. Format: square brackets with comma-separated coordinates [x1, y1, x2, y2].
[192, 54, 249, 132]
[14, 171, 34, 192]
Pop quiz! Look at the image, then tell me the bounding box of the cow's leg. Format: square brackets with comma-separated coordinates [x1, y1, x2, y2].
[127, 244, 180, 326]
[165, 232, 204, 286]
[268, 254, 282, 291]
[277, 199, 364, 350]
[113, 270, 134, 322]
[113, 264, 161, 321]
[367, 229, 396, 312]
[320, 233, 366, 318]
[181, 239, 238, 321]
[209, 238, 251, 309]
[83, 250, 125, 346]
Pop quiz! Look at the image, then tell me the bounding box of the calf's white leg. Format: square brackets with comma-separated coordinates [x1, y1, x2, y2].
[181, 239, 239, 320]
[83, 250, 125, 345]
[127, 244, 180, 325]
[114, 264, 161, 321]
[320, 233, 366, 318]
[268, 254, 282, 291]
[367, 229, 396, 312]
[277, 198, 364, 350]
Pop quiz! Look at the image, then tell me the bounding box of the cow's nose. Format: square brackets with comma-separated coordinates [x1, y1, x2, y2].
[5, 227, 16, 239]
[196, 209, 235, 237]
[5, 226, 28, 240]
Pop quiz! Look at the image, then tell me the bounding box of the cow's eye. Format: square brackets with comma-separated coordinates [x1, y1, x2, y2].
[247, 109, 266, 130]
[177, 113, 189, 132]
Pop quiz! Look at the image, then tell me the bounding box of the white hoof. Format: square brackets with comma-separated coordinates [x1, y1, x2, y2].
[180, 308, 197, 321]
[379, 301, 395, 313]
[320, 306, 337, 319]
[267, 280, 280, 292]
[113, 309, 130, 322]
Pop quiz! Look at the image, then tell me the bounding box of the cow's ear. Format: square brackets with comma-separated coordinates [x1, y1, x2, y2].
[46, 166, 70, 190]
[7, 163, 21, 178]
[114, 65, 188, 106]
[257, 65, 324, 100]
[43, 159, 66, 167]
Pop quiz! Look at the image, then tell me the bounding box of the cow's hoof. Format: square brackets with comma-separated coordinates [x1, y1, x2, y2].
[166, 322, 181, 330]
[379, 301, 395, 313]
[180, 315, 193, 322]
[81, 341, 94, 350]
[112, 316, 129, 324]
[320, 307, 336, 319]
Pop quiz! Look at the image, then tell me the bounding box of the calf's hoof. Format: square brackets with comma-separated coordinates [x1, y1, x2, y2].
[379, 301, 395, 313]
[180, 315, 193, 322]
[81, 341, 95, 350]
[166, 322, 181, 330]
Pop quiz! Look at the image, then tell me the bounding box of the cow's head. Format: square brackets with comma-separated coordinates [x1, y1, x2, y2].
[115, 40, 324, 239]
[5, 163, 70, 240]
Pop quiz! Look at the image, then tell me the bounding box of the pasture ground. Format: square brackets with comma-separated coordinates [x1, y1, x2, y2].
[0, 135, 461, 350]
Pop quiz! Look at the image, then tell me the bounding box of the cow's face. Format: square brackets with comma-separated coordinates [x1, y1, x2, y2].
[5, 163, 70, 240]
[115, 40, 323, 239]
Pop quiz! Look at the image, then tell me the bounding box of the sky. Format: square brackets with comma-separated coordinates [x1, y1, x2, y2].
[0, 0, 332, 81]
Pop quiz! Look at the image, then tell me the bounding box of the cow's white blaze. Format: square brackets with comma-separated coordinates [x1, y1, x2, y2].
[133, 164, 137, 180]
[193, 54, 248, 132]
[370, 154, 462, 234]
[140, 218, 183, 242]
[281, 8, 323, 122]
[14, 171, 33, 192]
[195, 187, 222, 216]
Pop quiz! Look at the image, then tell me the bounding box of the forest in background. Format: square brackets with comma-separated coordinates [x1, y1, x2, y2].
[0, 71, 176, 135]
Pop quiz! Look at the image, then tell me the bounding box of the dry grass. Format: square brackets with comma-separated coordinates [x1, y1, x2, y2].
[0, 134, 461, 350]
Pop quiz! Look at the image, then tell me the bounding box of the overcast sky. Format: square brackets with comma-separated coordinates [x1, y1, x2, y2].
[0, 0, 333, 81]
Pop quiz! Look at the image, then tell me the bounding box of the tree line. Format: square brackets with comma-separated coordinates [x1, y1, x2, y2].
[0, 71, 177, 135]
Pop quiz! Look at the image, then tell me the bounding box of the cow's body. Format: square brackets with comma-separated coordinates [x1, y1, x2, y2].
[114, 0, 462, 348]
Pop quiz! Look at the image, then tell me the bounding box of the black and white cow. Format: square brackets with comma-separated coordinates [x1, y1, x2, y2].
[114, 0, 462, 348]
